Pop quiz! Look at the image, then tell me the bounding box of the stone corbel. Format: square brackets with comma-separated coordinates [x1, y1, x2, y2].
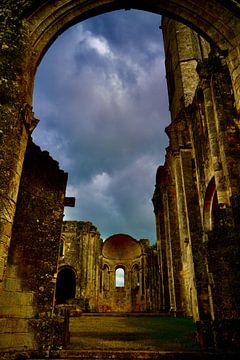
[20, 103, 39, 133]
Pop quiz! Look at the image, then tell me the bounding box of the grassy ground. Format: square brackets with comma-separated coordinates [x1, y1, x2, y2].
[69, 315, 200, 351]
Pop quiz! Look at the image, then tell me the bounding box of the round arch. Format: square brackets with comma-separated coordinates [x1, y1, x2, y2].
[203, 177, 218, 231]
[115, 266, 125, 287]
[115, 264, 126, 271]
[23, 0, 240, 103]
[55, 266, 77, 304]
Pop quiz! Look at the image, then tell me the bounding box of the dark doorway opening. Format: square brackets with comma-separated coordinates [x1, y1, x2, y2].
[56, 267, 76, 304]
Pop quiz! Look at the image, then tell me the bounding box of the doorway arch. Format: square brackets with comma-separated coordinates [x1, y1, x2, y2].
[203, 177, 218, 231]
[21, 0, 240, 111]
[55, 266, 76, 304]
[1, 0, 240, 289]
[1, 1, 240, 352]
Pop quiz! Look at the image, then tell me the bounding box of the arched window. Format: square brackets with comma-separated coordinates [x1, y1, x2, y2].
[115, 267, 124, 287]
[55, 267, 76, 304]
[203, 177, 218, 231]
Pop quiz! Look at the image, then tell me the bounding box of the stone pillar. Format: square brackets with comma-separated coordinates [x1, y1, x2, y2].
[0, 104, 38, 286]
[172, 152, 197, 318]
[193, 57, 240, 351]
[165, 115, 213, 323]
[153, 201, 169, 312]
[0, 139, 67, 351]
[172, 153, 189, 255]
[179, 149, 212, 321]
[197, 62, 230, 206]
[152, 166, 176, 313]
[162, 191, 177, 314]
[227, 45, 240, 118]
[210, 55, 240, 197]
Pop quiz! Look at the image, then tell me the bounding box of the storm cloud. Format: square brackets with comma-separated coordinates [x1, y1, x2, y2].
[32, 10, 170, 242]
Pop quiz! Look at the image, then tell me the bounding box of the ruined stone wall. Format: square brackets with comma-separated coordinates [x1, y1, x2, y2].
[58, 230, 160, 313]
[60, 221, 102, 312]
[162, 17, 210, 121]
[0, 0, 240, 354]
[0, 138, 67, 351]
[153, 162, 196, 318]
[153, 17, 240, 350]
[154, 18, 210, 320]
[99, 235, 160, 313]
[143, 242, 161, 312]
[1, 0, 240, 298]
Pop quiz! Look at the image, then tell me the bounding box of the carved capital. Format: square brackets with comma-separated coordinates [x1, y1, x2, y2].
[20, 103, 39, 133]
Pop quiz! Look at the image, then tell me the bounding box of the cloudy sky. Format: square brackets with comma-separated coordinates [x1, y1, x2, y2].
[32, 10, 170, 243]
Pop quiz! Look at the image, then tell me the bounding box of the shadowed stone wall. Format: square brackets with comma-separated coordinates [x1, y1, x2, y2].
[0, 138, 67, 351]
[58, 221, 102, 312]
[153, 17, 240, 351]
[1, 0, 240, 291]
[99, 235, 160, 313]
[59, 230, 160, 313]
[0, 0, 240, 355]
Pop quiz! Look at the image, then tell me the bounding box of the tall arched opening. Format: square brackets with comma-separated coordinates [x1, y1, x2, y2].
[1, 0, 240, 354]
[56, 267, 76, 305]
[203, 177, 218, 232]
[115, 267, 125, 288]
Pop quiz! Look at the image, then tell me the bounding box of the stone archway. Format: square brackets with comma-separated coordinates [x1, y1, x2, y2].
[1, 0, 240, 291]
[56, 267, 76, 305]
[203, 177, 217, 232]
[24, 0, 240, 110]
[1, 0, 240, 353]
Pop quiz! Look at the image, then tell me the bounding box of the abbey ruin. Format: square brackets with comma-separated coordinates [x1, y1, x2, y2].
[57, 222, 159, 313]
[1, 0, 240, 358]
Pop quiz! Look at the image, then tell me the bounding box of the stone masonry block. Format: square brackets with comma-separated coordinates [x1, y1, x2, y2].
[0, 318, 29, 333]
[0, 332, 35, 350]
[0, 290, 33, 306]
[0, 304, 35, 318]
[4, 277, 22, 292]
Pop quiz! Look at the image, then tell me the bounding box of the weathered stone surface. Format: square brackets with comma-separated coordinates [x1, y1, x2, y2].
[0, 138, 67, 351]
[58, 221, 102, 312]
[99, 235, 160, 313]
[153, 17, 240, 352]
[0, 0, 240, 356]
[59, 227, 160, 313]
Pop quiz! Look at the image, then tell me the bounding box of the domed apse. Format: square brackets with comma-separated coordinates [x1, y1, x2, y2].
[103, 234, 142, 260]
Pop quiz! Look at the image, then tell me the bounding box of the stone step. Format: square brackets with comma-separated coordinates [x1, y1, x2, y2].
[61, 349, 210, 358]
[30, 349, 238, 360]
[77, 312, 169, 317]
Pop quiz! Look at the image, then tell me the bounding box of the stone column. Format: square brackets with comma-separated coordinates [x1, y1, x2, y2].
[173, 153, 189, 258]
[162, 191, 177, 314]
[166, 116, 213, 321]
[197, 62, 229, 206]
[153, 200, 168, 312]
[172, 151, 197, 318]
[0, 104, 38, 285]
[179, 148, 212, 321]
[152, 165, 176, 313]
[0, 5, 37, 287]
[227, 45, 240, 118]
